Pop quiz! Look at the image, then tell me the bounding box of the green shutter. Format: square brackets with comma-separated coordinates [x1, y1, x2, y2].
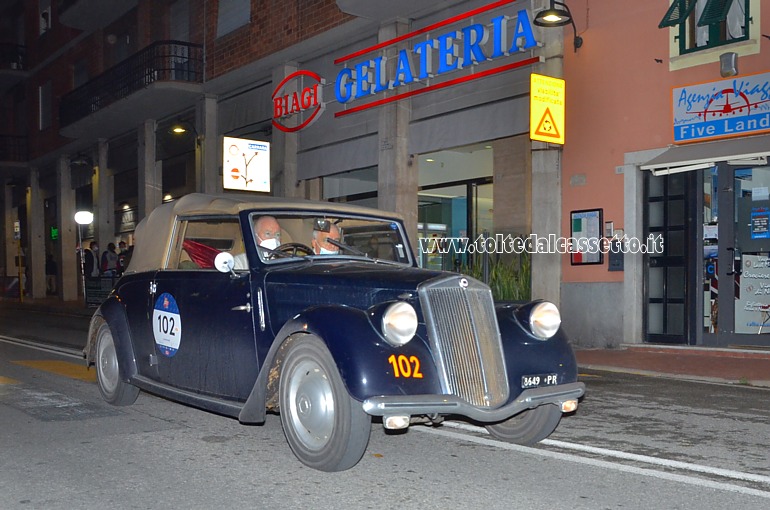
[658, 0, 697, 28]
[697, 0, 734, 26]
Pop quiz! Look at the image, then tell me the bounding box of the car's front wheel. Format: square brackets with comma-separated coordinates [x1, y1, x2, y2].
[279, 336, 371, 472]
[94, 319, 139, 406]
[485, 404, 561, 445]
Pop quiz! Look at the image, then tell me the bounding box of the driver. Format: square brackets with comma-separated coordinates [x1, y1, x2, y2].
[233, 215, 283, 269]
[312, 222, 341, 255]
[254, 215, 282, 251]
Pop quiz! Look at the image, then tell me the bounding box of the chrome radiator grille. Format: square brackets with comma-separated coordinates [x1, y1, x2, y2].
[418, 275, 509, 407]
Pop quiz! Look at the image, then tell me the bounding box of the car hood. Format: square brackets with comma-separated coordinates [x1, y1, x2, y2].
[262, 261, 446, 327]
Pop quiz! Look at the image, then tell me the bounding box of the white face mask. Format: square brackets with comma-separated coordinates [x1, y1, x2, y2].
[319, 246, 338, 255]
[259, 237, 279, 250]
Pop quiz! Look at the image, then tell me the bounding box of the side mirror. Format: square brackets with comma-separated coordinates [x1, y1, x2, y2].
[214, 252, 235, 275]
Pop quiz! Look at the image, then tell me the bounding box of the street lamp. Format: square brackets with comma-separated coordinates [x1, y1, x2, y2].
[75, 210, 94, 303]
[534, 0, 584, 53]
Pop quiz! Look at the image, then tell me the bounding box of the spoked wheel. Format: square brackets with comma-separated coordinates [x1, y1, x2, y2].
[95, 320, 139, 406]
[279, 336, 371, 471]
[485, 404, 562, 445]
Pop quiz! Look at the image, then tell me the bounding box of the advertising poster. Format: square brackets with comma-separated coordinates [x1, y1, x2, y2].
[223, 137, 270, 192]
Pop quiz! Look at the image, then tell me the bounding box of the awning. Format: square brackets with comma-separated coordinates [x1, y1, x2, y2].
[640, 134, 770, 176]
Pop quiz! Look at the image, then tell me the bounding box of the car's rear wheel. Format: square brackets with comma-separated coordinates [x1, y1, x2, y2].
[485, 404, 561, 445]
[279, 336, 371, 471]
[95, 320, 139, 406]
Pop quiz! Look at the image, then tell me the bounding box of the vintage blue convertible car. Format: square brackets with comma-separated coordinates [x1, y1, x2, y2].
[85, 193, 584, 471]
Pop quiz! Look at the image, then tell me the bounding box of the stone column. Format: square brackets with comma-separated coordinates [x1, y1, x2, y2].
[138, 120, 161, 222]
[26, 167, 46, 298]
[493, 134, 532, 239]
[57, 155, 78, 302]
[94, 140, 114, 253]
[272, 63, 301, 199]
[198, 94, 220, 194]
[376, 20, 416, 250]
[3, 184, 13, 278]
[530, 144, 561, 304]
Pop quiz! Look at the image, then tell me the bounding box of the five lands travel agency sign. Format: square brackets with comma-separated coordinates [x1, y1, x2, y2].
[673, 71, 770, 143]
[272, 0, 542, 133]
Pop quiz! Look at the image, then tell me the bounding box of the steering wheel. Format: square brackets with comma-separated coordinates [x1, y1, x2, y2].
[277, 242, 314, 257]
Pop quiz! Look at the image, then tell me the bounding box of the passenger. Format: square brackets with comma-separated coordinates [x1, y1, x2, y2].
[312, 222, 341, 255]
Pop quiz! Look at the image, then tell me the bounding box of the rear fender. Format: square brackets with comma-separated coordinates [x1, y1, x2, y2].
[86, 298, 138, 383]
[238, 305, 440, 424]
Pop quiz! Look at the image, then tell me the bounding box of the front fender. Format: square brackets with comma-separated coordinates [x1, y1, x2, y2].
[86, 297, 138, 383]
[238, 305, 441, 424]
[496, 305, 579, 400]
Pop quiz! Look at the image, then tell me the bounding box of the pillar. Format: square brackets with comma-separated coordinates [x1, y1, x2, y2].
[94, 140, 114, 254]
[3, 184, 13, 278]
[57, 155, 78, 302]
[272, 63, 301, 199]
[198, 94, 220, 194]
[376, 20, 416, 250]
[138, 119, 161, 221]
[27, 168, 46, 298]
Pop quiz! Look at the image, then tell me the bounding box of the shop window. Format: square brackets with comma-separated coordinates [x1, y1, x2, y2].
[659, 0, 750, 55]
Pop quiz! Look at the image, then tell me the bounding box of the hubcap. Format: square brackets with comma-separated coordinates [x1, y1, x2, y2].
[97, 331, 119, 395]
[287, 358, 335, 450]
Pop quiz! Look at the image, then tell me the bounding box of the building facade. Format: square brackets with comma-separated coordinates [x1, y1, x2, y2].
[561, 0, 770, 348]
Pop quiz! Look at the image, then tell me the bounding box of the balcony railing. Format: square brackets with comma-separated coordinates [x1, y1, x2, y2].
[60, 41, 203, 127]
[0, 135, 28, 162]
[0, 44, 26, 71]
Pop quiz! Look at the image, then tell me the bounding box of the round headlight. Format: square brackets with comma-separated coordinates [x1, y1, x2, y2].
[529, 301, 561, 340]
[381, 302, 417, 347]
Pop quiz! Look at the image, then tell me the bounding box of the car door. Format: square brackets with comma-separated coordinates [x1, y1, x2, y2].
[148, 216, 258, 400]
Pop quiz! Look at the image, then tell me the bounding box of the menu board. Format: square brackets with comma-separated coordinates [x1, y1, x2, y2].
[735, 254, 770, 333]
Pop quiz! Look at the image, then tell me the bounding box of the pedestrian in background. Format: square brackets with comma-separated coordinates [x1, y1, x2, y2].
[101, 242, 119, 276]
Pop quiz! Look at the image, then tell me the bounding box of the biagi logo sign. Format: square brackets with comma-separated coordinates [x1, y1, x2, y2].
[272, 70, 325, 133]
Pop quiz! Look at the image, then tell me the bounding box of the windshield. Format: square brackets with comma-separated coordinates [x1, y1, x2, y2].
[248, 212, 413, 265]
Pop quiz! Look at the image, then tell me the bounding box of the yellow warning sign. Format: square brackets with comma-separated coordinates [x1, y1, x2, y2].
[530, 73, 565, 144]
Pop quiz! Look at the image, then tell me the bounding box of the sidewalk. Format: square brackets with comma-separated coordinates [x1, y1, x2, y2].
[576, 345, 770, 388]
[3, 296, 770, 388]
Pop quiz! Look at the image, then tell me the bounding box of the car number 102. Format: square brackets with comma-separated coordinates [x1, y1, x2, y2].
[388, 354, 423, 378]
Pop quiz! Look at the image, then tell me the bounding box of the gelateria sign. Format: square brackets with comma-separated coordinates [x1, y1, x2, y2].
[272, 0, 541, 132]
[672, 71, 770, 144]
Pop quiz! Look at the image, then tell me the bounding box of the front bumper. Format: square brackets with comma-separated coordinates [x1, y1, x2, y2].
[362, 382, 585, 422]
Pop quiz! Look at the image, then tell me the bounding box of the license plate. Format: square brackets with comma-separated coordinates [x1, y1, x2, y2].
[521, 373, 558, 389]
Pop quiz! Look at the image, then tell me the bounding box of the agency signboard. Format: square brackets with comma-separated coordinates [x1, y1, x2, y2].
[672, 71, 770, 144]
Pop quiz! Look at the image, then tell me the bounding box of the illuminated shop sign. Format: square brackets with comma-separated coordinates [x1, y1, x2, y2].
[672, 71, 770, 143]
[271, 0, 542, 131]
[333, 0, 540, 117]
[272, 70, 325, 133]
[223, 137, 271, 192]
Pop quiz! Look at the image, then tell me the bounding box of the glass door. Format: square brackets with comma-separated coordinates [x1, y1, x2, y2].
[703, 162, 770, 347]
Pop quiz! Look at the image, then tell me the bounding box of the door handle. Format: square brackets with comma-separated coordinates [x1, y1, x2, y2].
[231, 303, 252, 313]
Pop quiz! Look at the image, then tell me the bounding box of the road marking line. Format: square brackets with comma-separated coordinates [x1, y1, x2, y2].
[12, 360, 96, 382]
[0, 335, 83, 359]
[437, 421, 770, 485]
[0, 375, 20, 385]
[415, 426, 770, 499]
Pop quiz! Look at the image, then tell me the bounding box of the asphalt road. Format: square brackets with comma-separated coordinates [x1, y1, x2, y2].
[1, 307, 769, 509]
